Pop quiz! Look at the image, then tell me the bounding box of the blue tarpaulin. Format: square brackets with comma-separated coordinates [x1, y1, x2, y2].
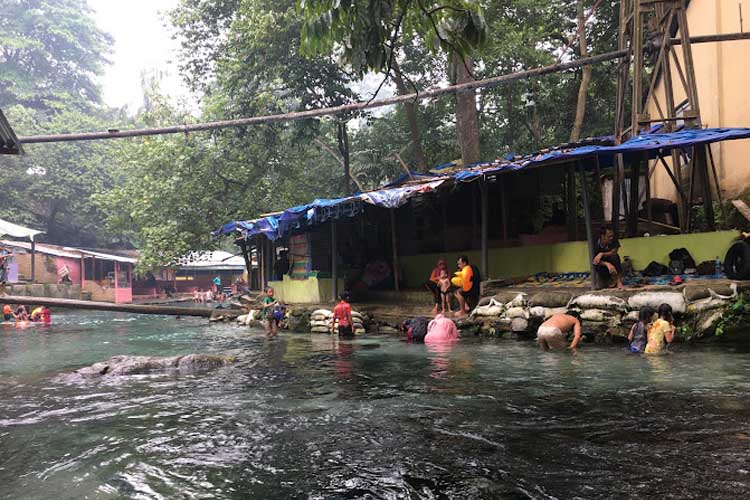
[214, 127, 750, 241]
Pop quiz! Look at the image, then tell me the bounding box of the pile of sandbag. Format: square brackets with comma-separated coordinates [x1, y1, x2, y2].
[310, 309, 333, 333]
[309, 309, 367, 335]
[235, 310, 263, 326]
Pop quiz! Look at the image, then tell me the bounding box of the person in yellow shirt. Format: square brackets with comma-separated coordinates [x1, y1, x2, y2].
[645, 303, 675, 354]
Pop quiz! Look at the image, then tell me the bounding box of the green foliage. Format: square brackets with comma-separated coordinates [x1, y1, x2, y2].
[297, 0, 486, 76]
[714, 293, 750, 337]
[0, 0, 112, 111]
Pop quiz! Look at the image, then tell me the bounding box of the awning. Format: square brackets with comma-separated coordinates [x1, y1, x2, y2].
[0, 218, 43, 241]
[215, 127, 750, 242]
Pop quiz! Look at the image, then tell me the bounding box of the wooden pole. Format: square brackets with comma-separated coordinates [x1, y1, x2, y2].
[390, 208, 400, 292]
[612, 155, 624, 236]
[480, 177, 489, 278]
[331, 220, 338, 302]
[627, 157, 641, 237]
[566, 164, 577, 240]
[578, 163, 596, 290]
[707, 144, 727, 223]
[18, 32, 750, 145]
[258, 237, 265, 291]
[695, 145, 716, 230]
[30, 239, 36, 284]
[0, 295, 213, 317]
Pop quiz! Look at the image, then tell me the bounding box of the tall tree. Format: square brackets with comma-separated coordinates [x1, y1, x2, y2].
[0, 0, 112, 111]
[298, 0, 486, 169]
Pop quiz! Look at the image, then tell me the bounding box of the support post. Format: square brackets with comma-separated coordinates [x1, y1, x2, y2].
[237, 238, 253, 282]
[331, 220, 338, 302]
[258, 237, 265, 291]
[500, 176, 509, 243]
[612, 155, 624, 236]
[627, 158, 641, 237]
[480, 177, 489, 278]
[645, 157, 654, 233]
[390, 208, 399, 292]
[566, 165, 577, 241]
[578, 162, 596, 290]
[695, 145, 715, 231]
[30, 239, 36, 283]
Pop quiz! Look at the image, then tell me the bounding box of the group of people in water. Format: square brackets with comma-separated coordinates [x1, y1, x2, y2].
[536, 304, 675, 353]
[2, 304, 51, 324]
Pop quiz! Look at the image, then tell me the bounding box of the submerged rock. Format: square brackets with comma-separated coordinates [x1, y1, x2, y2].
[55, 354, 236, 383]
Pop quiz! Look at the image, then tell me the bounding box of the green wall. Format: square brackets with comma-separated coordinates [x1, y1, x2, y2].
[399, 230, 740, 288]
[269, 275, 344, 304]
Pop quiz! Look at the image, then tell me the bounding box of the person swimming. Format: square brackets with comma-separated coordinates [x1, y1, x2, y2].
[628, 307, 654, 353]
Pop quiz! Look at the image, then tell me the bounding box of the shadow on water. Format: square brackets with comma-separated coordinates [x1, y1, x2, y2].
[1, 311, 750, 499]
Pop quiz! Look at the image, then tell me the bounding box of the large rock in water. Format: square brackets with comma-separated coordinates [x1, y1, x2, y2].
[56, 354, 236, 383]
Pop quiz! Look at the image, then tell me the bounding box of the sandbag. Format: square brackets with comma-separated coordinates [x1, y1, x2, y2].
[312, 309, 333, 318]
[354, 328, 366, 335]
[580, 309, 618, 322]
[351, 311, 363, 319]
[529, 306, 546, 318]
[505, 306, 529, 320]
[505, 293, 528, 308]
[628, 291, 687, 314]
[511, 317, 529, 332]
[474, 298, 504, 317]
[310, 320, 331, 328]
[311, 314, 328, 321]
[568, 294, 627, 311]
[236, 314, 248, 324]
[311, 327, 330, 333]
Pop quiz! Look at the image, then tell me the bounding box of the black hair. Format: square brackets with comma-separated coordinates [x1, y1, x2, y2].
[658, 303, 673, 323]
[458, 255, 470, 264]
[599, 224, 613, 236]
[638, 307, 655, 323]
[339, 291, 351, 301]
[567, 310, 582, 320]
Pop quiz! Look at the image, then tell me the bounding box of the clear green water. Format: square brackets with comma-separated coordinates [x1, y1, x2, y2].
[2, 311, 750, 499]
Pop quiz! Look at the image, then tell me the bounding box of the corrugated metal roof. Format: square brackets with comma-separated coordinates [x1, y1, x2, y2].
[1, 240, 82, 259]
[0, 109, 22, 155]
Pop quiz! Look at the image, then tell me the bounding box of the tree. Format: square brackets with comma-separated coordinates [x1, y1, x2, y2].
[298, 0, 486, 169]
[0, 0, 112, 112]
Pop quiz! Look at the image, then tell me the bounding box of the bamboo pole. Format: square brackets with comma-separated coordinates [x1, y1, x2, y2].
[0, 296, 213, 317]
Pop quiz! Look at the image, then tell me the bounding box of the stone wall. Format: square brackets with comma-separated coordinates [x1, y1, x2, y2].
[5, 283, 82, 300]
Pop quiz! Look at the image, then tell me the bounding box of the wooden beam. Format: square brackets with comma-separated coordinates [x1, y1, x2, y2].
[627, 158, 641, 237]
[30, 239, 36, 284]
[0, 296, 213, 317]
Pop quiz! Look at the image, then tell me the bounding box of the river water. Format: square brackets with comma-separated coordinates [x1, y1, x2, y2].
[1, 311, 750, 499]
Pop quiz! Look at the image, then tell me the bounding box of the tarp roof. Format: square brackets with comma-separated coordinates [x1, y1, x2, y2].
[1, 240, 80, 259]
[178, 251, 247, 270]
[0, 109, 21, 155]
[0, 218, 43, 241]
[215, 127, 750, 242]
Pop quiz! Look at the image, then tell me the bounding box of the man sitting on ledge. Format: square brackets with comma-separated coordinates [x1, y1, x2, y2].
[593, 225, 624, 289]
[453, 255, 481, 318]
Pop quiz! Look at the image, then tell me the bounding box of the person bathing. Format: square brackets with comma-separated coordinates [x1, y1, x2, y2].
[628, 307, 654, 353]
[645, 303, 675, 354]
[536, 312, 582, 350]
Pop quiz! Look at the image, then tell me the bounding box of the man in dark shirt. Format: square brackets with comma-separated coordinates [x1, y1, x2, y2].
[593, 225, 624, 289]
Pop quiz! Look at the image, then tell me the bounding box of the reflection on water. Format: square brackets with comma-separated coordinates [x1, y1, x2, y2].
[1, 311, 750, 499]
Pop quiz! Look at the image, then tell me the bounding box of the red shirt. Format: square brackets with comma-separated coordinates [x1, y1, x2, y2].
[332, 301, 352, 327]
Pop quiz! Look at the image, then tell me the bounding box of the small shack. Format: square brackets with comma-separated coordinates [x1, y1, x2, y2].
[1, 240, 136, 303]
[174, 251, 248, 294]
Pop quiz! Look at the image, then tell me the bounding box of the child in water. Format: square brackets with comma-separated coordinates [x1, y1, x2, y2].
[331, 291, 354, 338]
[645, 303, 675, 354]
[628, 307, 653, 353]
[262, 287, 279, 338]
[437, 269, 453, 314]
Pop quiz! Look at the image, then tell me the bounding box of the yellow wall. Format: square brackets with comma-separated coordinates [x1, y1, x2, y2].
[268, 275, 345, 304]
[649, 0, 750, 200]
[399, 230, 739, 287]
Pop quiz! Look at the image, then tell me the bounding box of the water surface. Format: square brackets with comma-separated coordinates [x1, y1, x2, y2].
[2, 311, 750, 499]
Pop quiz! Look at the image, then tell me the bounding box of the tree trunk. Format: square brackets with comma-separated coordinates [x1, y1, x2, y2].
[391, 57, 427, 172]
[570, 0, 592, 143]
[452, 52, 481, 166]
[337, 121, 351, 194]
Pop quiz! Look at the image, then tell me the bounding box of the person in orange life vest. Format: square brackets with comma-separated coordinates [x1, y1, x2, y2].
[331, 291, 354, 338]
[452, 255, 480, 318]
